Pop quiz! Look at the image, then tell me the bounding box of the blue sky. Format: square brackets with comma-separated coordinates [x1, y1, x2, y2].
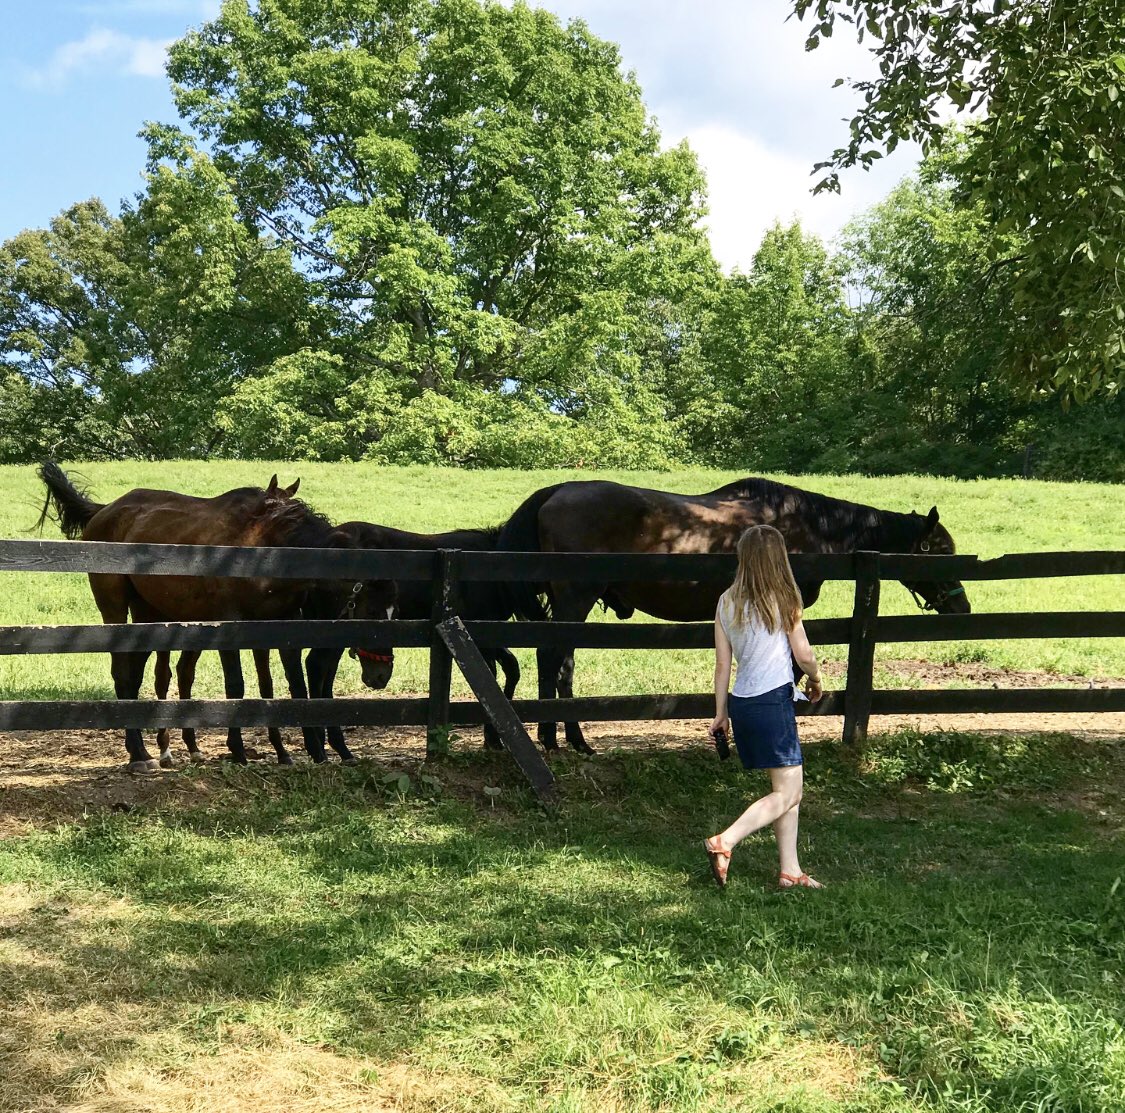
[1, 0, 919, 271]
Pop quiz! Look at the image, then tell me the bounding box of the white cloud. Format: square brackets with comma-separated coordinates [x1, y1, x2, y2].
[24, 28, 172, 89]
[683, 122, 917, 272]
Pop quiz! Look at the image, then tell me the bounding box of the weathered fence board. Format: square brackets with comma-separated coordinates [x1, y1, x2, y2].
[0, 619, 431, 654]
[0, 539, 437, 580]
[1, 540, 1122, 794]
[464, 618, 853, 649]
[438, 616, 556, 803]
[875, 611, 1125, 641]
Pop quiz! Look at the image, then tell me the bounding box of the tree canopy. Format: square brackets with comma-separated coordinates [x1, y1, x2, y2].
[1, 0, 1120, 478]
[793, 0, 1125, 400]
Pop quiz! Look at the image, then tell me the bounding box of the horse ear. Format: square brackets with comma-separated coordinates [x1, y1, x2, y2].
[283, 477, 300, 498]
[925, 506, 940, 531]
[266, 475, 279, 497]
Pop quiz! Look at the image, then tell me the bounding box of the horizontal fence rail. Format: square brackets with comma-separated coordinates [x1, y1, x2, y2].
[0, 540, 1122, 793]
[3, 540, 1124, 583]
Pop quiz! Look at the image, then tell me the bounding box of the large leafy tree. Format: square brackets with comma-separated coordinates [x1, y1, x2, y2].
[793, 0, 1125, 400]
[683, 221, 857, 468]
[166, 0, 712, 408]
[0, 143, 319, 460]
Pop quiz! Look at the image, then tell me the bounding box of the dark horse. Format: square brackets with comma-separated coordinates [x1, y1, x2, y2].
[496, 476, 971, 753]
[37, 463, 397, 773]
[303, 521, 538, 755]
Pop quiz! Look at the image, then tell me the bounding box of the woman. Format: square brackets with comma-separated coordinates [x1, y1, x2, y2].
[703, 524, 825, 889]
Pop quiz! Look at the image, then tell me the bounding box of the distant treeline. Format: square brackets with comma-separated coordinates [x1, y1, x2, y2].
[1, 1, 1120, 481]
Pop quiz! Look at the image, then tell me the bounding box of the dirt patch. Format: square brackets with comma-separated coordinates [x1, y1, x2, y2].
[1, 660, 1121, 834]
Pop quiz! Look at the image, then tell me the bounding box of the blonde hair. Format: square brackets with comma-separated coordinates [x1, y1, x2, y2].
[722, 524, 802, 634]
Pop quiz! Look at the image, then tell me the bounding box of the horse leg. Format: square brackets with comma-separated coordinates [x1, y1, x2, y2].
[111, 650, 158, 774]
[556, 650, 594, 755]
[91, 574, 157, 774]
[252, 648, 292, 765]
[540, 585, 599, 755]
[175, 651, 205, 763]
[482, 648, 520, 751]
[217, 650, 249, 764]
[153, 651, 173, 767]
[535, 645, 561, 750]
[307, 648, 356, 765]
[280, 646, 326, 763]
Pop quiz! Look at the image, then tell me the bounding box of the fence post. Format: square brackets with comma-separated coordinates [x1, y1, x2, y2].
[426, 548, 460, 759]
[842, 550, 881, 746]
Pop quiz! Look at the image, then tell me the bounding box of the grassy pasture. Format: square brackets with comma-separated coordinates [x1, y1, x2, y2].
[0, 731, 1122, 1111]
[1, 462, 1122, 702]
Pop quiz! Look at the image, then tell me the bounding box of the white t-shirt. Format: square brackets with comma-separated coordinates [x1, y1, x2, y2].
[718, 592, 796, 698]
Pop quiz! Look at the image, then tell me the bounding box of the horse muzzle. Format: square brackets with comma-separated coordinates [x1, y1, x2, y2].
[351, 647, 395, 690]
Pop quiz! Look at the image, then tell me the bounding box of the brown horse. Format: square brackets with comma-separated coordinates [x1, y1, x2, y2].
[37, 463, 396, 773]
[152, 475, 302, 766]
[495, 476, 971, 753]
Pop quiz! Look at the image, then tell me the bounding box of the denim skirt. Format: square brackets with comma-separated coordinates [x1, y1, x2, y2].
[729, 683, 803, 770]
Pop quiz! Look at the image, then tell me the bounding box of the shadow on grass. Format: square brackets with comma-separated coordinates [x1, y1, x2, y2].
[1, 729, 1123, 1111]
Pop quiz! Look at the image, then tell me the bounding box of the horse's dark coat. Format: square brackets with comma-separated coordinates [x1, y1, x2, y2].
[304, 521, 539, 752]
[495, 476, 971, 752]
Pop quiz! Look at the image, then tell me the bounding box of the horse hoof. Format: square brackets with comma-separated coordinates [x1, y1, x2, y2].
[128, 759, 160, 777]
[189, 752, 207, 765]
[277, 754, 295, 766]
[341, 756, 359, 767]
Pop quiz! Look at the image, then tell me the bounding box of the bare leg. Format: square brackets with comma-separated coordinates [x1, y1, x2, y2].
[175, 651, 205, 763]
[707, 766, 822, 887]
[716, 766, 804, 849]
[252, 648, 292, 765]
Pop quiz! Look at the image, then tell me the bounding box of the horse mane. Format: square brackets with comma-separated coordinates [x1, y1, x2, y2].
[259, 496, 338, 548]
[705, 476, 924, 551]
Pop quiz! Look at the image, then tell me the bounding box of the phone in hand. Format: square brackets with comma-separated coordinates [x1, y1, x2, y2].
[711, 726, 731, 761]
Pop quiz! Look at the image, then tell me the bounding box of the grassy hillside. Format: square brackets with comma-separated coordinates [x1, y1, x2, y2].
[1, 462, 1123, 701]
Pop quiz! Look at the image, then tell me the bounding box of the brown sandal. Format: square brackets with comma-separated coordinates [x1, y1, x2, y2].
[703, 836, 731, 888]
[779, 872, 824, 890]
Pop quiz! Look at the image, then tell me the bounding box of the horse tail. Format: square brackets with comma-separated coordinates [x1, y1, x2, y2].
[495, 483, 566, 621]
[36, 461, 104, 539]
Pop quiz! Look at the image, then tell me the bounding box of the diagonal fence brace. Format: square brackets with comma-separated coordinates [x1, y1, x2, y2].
[437, 615, 556, 805]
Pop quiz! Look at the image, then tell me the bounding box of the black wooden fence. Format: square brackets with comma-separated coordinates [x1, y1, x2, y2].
[1, 540, 1123, 802]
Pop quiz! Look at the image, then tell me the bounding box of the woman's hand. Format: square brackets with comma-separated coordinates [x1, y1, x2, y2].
[710, 714, 729, 736]
[804, 674, 823, 702]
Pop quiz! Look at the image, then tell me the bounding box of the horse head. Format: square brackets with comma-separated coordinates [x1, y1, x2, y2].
[899, 507, 971, 614]
[322, 526, 398, 689]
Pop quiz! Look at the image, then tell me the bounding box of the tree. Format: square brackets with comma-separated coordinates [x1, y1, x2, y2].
[0, 143, 322, 460]
[793, 0, 1125, 400]
[688, 221, 857, 469]
[165, 0, 712, 413]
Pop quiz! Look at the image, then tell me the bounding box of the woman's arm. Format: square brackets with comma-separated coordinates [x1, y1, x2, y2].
[787, 618, 823, 701]
[712, 606, 733, 732]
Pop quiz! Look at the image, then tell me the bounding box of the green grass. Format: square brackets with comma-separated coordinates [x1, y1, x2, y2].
[1, 462, 1123, 701]
[1, 730, 1123, 1111]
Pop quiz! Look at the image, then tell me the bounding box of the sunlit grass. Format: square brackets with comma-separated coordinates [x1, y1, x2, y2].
[0, 729, 1122, 1111]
